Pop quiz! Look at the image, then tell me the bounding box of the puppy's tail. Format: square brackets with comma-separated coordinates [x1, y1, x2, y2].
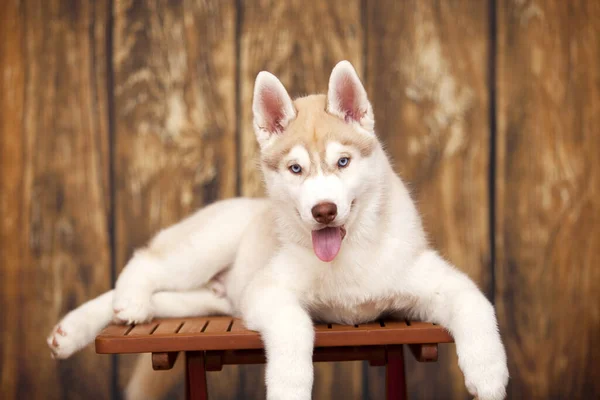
[125, 353, 184, 400]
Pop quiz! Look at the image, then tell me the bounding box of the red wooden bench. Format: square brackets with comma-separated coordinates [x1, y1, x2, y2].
[96, 316, 453, 399]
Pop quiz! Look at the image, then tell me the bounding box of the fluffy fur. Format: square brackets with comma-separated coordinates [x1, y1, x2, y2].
[47, 61, 508, 400]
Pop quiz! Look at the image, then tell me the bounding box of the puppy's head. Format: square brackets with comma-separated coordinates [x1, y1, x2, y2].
[252, 61, 380, 261]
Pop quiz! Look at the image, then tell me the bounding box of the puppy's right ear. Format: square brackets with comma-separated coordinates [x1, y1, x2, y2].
[252, 71, 296, 149]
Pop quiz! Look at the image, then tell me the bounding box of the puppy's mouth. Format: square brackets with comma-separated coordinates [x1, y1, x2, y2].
[311, 226, 346, 262]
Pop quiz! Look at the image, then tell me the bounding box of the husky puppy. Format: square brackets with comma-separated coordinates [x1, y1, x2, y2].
[48, 61, 508, 400]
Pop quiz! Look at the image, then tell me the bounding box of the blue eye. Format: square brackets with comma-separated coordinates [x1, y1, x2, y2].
[337, 157, 350, 168]
[289, 164, 302, 174]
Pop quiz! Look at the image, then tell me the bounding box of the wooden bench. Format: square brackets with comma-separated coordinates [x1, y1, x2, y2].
[96, 316, 453, 400]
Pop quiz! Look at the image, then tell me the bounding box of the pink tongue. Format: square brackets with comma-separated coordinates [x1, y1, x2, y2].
[311, 227, 343, 262]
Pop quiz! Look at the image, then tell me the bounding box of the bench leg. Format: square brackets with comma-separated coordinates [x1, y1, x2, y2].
[386, 345, 407, 400]
[186, 351, 208, 400]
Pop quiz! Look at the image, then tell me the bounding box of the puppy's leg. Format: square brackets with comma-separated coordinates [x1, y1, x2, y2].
[241, 271, 314, 400]
[113, 198, 267, 324]
[152, 289, 232, 318]
[405, 250, 509, 400]
[48, 289, 230, 359]
[47, 290, 114, 359]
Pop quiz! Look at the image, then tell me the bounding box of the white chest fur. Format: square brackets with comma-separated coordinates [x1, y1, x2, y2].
[300, 246, 409, 325]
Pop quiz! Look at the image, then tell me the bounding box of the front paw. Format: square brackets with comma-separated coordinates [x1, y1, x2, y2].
[112, 288, 154, 324]
[460, 347, 509, 400]
[265, 358, 313, 400]
[48, 323, 79, 359]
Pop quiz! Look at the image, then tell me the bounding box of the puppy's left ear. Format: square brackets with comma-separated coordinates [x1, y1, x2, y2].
[326, 60, 374, 132]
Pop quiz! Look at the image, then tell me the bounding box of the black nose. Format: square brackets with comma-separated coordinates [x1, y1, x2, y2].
[311, 202, 337, 224]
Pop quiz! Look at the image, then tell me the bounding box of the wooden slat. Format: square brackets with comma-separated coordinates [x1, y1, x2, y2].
[366, 1, 491, 398]
[382, 320, 409, 329]
[112, 0, 237, 395]
[0, 0, 112, 399]
[229, 319, 252, 333]
[178, 318, 209, 335]
[353, 321, 384, 331]
[313, 324, 452, 348]
[127, 323, 159, 337]
[404, 321, 430, 328]
[314, 324, 332, 332]
[96, 318, 452, 354]
[101, 324, 132, 337]
[496, 1, 600, 398]
[152, 319, 184, 335]
[203, 317, 233, 333]
[329, 324, 353, 331]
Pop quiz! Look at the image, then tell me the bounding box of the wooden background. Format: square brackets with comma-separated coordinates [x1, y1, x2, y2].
[1, 0, 598, 399]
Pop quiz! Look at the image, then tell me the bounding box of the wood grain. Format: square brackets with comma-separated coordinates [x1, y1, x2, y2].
[0, 0, 112, 399]
[366, 1, 492, 398]
[496, 0, 600, 398]
[112, 0, 237, 397]
[239, 1, 364, 398]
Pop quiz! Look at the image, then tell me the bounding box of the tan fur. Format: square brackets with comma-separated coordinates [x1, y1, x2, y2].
[261, 95, 376, 171]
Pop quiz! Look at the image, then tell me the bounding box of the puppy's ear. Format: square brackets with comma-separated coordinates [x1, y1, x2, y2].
[326, 60, 374, 132]
[252, 71, 296, 148]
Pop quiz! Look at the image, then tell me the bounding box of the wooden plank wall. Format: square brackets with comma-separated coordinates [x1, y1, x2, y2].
[111, 1, 238, 398]
[0, 0, 598, 399]
[0, 1, 113, 399]
[495, 1, 600, 398]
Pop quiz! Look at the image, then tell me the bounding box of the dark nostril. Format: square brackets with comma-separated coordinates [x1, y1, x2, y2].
[311, 202, 338, 224]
